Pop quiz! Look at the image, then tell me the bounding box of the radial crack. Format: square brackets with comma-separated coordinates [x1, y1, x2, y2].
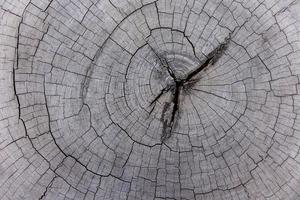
[150, 87, 170, 105]
[157, 36, 231, 142]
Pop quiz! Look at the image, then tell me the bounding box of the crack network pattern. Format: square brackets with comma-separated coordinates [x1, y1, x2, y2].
[1, 0, 300, 199]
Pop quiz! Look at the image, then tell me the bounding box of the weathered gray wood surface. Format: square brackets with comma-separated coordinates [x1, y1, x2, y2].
[1, 0, 300, 199]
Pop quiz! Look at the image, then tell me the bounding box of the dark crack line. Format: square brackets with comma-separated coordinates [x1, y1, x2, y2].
[155, 35, 233, 142]
[39, 176, 57, 200]
[161, 81, 181, 142]
[184, 57, 213, 82]
[170, 82, 181, 127]
[150, 86, 171, 106]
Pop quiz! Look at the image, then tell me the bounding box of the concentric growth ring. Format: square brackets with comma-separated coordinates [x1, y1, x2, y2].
[1, 0, 300, 199]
